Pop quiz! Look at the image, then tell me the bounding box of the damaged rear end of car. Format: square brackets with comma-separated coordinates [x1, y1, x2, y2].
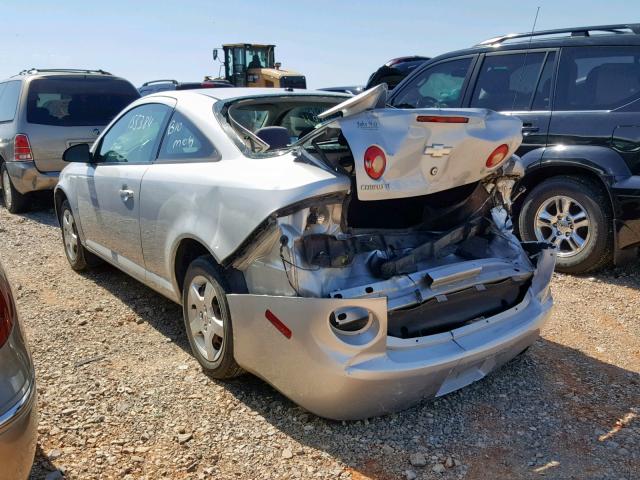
[225, 86, 556, 420]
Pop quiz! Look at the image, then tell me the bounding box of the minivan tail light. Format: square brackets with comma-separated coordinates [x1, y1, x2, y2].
[364, 145, 386, 180]
[0, 283, 13, 348]
[14, 134, 33, 161]
[486, 144, 510, 168]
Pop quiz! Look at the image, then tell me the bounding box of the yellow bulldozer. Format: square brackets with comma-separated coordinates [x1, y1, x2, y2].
[212, 43, 306, 89]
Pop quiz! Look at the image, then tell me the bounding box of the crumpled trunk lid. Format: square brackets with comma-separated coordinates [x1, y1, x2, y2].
[337, 108, 522, 201]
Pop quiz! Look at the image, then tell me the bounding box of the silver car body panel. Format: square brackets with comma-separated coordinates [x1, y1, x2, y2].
[56, 89, 555, 419]
[340, 108, 522, 200]
[0, 262, 37, 478]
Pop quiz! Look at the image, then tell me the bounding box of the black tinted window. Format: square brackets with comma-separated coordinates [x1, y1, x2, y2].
[97, 103, 170, 163]
[531, 52, 556, 110]
[0, 81, 22, 122]
[391, 57, 472, 108]
[556, 46, 640, 111]
[27, 77, 139, 126]
[471, 52, 545, 111]
[158, 111, 215, 161]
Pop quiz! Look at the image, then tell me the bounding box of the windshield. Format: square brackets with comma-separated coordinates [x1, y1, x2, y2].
[27, 77, 140, 126]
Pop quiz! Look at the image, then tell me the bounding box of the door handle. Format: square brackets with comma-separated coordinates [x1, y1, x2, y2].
[522, 124, 540, 135]
[119, 188, 134, 200]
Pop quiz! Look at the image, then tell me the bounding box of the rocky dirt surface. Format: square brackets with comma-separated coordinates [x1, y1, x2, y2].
[0, 201, 638, 480]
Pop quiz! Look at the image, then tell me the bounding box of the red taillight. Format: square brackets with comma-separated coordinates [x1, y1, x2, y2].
[0, 284, 13, 348]
[14, 134, 33, 161]
[485, 144, 510, 168]
[265, 309, 292, 339]
[416, 115, 469, 124]
[364, 145, 386, 180]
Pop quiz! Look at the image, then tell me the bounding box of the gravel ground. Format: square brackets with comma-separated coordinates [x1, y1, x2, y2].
[0, 199, 638, 480]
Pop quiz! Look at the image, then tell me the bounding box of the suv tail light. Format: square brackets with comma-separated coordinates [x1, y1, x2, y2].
[0, 278, 13, 348]
[364, 145, 386, 180]
[486, 144, 509, 168]
[14, 134, 33, 161]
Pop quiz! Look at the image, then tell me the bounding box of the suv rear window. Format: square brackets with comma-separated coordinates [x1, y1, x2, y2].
[556, 46, 640, 111]
[26, 77, 139, 126]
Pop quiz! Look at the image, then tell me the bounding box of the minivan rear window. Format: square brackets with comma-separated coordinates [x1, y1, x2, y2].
[26, 77, 140, 126]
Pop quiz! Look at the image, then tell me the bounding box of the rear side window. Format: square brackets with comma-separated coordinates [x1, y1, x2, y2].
[470, 52, 546, 111]
[157, 111, 215, 161]
[391, 57, 473, 108]
[26, 77, 140, 126]
[0, 81, 22, 122]
[556, 46, 640, 111]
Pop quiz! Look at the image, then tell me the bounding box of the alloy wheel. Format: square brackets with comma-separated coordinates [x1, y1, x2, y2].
[534, 195, 591, 257]
[62, 209, 79, 262]
[187, 275, 225, 362]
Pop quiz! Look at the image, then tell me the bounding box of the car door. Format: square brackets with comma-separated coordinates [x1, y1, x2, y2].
[467, 49, 557, 155]
[548, 45, 640, 156]
[76, 101, 173, 278]
[389, 55, 478, 109]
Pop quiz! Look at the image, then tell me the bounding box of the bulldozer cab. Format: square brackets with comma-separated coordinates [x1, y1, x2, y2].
[218, 43, 306, 89]
[223, 44, 275, 87]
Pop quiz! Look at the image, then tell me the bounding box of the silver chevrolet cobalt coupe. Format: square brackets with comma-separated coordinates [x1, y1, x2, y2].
[55, 86, 555, 419]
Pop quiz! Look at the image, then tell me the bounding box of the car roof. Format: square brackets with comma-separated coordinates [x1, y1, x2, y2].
[145, 87, 350, 102]
[4, 69, 128, 83]
[431, 29, 640, 61]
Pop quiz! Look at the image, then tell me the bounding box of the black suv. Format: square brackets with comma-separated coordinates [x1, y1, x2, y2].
[388, 24, 640, 273]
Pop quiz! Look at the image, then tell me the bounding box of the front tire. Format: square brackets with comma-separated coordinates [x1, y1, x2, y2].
[60, 200, 101, 271]
[518, 175, 612, 273]
[1, 164, 31, 213]
[182, 256, 243, 379]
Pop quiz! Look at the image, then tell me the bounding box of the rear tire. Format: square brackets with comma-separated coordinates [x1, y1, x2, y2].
[60, 200, 102, 270]
[182, 256, 243, 379]
[1, 164, 31, 214]
[518, 175, 612, 274]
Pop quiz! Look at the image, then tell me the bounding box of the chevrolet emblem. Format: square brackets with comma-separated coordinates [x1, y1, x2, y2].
[424, 144, 452, 157]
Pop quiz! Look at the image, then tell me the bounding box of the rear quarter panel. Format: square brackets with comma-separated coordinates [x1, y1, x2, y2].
[140, 154, 349, 301]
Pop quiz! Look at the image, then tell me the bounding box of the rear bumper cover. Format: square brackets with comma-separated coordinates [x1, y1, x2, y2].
[0, 381, 37, 479]
[4, 161, 58, 194]
[227, 246, 555, 420]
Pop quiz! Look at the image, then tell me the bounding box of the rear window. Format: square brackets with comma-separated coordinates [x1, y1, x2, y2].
[26, 77, 140, 126]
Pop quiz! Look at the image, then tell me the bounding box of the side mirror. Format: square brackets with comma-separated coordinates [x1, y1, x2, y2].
[213, 49, 219, 61]
[63, 143, 92, 163]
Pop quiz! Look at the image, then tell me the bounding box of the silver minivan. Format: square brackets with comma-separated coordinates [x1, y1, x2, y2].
[0, 69, 139, 213]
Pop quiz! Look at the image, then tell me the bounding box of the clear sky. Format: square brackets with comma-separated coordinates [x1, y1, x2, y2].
[2, 1, 639, 89]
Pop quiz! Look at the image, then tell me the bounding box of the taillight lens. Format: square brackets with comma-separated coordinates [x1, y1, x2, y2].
[486, 144, 510, 168]
[14, 134, 33, 161]
[0, 282, 13, 348]
[364, 145, 386, 180]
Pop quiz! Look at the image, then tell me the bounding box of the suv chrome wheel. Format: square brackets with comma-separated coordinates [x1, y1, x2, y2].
[186, 275, 225, 362]
[2, 169, 12, 209]
[534, 195, 590, 257]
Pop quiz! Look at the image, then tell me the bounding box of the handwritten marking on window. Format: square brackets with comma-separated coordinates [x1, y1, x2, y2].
[166, 120, 183, 135]
[172, 136, 195, 150]
[128, 114, 154, 130]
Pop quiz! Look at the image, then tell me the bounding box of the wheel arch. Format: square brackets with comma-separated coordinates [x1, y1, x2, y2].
[172, 236, 249, 298]
[515, 162, 614, 218]
[53, 187, 68, 225]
